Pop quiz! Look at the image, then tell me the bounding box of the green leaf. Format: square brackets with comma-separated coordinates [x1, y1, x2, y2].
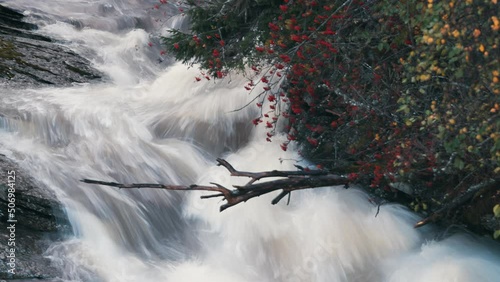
[494, 230, 500, 240]
[453, 157, 465, 170]
[494, 204, 500, 218]
[448, 47, 461, 57]
[397, 104, 409, 114]
[444, 142, 452, 153]
[437, 125, 446, 139]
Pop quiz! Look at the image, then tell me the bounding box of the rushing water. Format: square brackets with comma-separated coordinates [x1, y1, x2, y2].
[1, 1, 500, 281]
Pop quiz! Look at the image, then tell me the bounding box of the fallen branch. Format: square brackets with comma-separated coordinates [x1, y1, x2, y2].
[82, 158, 349, 211]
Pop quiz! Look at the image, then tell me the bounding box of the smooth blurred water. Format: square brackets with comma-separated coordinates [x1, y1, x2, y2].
[1, 1, 499, 281]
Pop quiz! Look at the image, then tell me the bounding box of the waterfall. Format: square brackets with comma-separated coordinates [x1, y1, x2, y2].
[1, 1, 499, 281]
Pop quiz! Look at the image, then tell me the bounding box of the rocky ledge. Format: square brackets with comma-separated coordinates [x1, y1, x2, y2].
[0, 4, 103, 87]
[0, 155, 71, 280]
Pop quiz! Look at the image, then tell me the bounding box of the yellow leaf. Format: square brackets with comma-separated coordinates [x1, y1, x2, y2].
[419, 74, 431, 81]
[494, 204, 500, 218]
[493, 16, 499, 26]
[494, 230, 500, 240]
[473, 29, 481, 38]
[492, 16, 500, 31]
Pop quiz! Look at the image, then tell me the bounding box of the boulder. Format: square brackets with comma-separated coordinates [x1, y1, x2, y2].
[0, 4, 103, 87]
[0, 154, 71, 280]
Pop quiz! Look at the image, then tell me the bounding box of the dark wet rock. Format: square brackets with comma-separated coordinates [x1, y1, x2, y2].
[0, 5, 38, 32]
[0, 154, 71, 280]
[0, 4, 103, 87]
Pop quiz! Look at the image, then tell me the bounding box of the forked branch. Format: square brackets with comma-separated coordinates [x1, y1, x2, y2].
[82, 158, 349, 211]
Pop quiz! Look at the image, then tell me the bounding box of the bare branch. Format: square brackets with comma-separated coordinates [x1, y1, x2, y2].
[216, 157, 328, 186]
[81, 178, 233, 199]
[81, 159, 348, 212]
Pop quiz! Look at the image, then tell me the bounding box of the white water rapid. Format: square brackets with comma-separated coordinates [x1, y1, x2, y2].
[1, 1, 500, 281]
